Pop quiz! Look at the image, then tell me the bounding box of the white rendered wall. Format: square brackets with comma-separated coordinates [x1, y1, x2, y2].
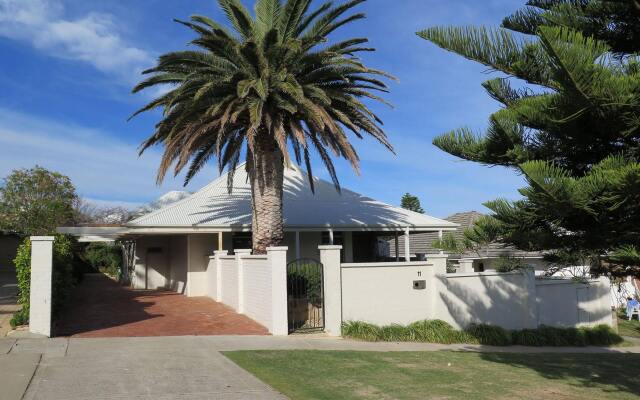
[435, 271, 537, 330]
[187, 234, 216, 297]
[536, 277, 612, 327]
[169, 236, 187, 294]
[341, 262, 433, 326]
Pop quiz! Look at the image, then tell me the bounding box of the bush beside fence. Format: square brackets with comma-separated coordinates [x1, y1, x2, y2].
[342, 319, 623, 347]
[10, 235, 81, 328]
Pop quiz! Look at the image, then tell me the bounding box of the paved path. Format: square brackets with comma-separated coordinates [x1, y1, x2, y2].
[55, 274, 269, 337]
[1, 335, 639, 400]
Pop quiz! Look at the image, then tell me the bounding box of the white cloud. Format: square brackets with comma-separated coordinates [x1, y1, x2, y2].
[0, 0, 153, 81]
[0, 108, 215, 205]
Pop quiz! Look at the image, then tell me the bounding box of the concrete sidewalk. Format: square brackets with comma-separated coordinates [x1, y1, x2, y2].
[1, 335, 639, 400]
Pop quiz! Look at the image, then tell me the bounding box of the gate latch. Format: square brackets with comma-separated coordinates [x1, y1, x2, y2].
[413, 280, 426, 290]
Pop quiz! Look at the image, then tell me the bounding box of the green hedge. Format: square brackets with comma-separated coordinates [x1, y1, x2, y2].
[84, 242, 122, 278]
[342, 319, 623, 347]
[10, 235, 78, 328]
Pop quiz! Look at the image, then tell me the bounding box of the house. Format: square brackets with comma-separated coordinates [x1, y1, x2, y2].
[388, 211, 554, 274]
[59, 164, 457, 295]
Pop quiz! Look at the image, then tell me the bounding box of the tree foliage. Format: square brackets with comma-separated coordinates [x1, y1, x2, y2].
[400, 192, 425, 213]
[418, 1, 640, 276]
[0, 166, 79, 236]
[131, 0, 393, 252]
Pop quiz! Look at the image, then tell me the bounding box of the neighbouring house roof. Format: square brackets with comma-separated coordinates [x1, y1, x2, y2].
[390, 211, 543, 259]
[125, 164, 458, 232]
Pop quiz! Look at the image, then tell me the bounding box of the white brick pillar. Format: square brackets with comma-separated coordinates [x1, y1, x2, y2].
[267, 246, 288, 335]
[213, 250, 228, 302]
[235, 249, 251, 313]
[29, 236, 55, 337]
[458, 259, 475, 273]
[319, 245, 342, 336]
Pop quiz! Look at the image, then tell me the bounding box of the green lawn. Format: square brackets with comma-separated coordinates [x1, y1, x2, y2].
[618, 317, 640, 338]
[225, 350, 640, 400]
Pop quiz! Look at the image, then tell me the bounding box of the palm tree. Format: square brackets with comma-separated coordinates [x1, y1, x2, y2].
[131, 0, 393, 253]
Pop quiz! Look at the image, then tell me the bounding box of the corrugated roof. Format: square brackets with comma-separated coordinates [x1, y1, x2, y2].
[127, 164, 457, 231]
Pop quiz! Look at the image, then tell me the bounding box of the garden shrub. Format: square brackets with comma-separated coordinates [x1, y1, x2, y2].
[84, 242, 122, 278]
[10, 234, 79, 327]
[10, 238, 31, 328]
[342, 321, 382, 341]
[464, 323, 511, 346]
[286, 262, 323, 306]
[407, 319, 469, 344]
[342, 319, 623, 347]
[581, 324, 623, 346]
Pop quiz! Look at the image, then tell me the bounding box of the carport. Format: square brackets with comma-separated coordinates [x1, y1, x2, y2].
[55, 273, 268, 337]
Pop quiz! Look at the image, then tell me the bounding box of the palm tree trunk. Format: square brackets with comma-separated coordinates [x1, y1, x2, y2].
[247, 134, 285, 254]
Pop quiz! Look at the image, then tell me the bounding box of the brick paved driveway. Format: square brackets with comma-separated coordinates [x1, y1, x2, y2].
[55, 274, 269, 337]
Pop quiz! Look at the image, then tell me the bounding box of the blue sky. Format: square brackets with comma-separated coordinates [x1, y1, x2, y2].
[0, 0, 525, 217]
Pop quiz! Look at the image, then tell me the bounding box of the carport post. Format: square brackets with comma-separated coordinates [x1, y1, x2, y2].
[267, 246, 288, 335]
[404, 227, 411, 261]
[29, 236, 55, 337]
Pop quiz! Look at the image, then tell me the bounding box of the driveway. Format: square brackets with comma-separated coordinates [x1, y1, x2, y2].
[1, 337, 286, 400]
[55, 273, 269, 337]
[0, 270, 21, 337]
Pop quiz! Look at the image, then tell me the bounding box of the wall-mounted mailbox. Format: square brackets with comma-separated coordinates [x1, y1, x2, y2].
[413, 280, 426, 290]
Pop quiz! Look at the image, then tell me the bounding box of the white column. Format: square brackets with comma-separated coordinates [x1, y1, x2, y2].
[438, 230, 444, 255]
[404, 227, 411, 262]
[458, 259, 474, 273]
[29, 236, 54, 337]
[214, 250, 228, 301]
[295, 231, 301, 259]
[394, 232, 399, 261]
[319, 245, 342, 336]
[267, 246, 289, 335]
[235, 249, 251, 313]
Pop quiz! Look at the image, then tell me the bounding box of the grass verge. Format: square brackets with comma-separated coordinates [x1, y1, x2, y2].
[225, 350, 640, 400]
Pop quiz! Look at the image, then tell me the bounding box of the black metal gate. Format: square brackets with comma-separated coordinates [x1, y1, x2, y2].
[287, 258, 324, 333]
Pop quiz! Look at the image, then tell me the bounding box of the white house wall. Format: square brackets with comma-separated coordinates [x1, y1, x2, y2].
[187, 234, 216, 297]
[169, 236, 187, 294]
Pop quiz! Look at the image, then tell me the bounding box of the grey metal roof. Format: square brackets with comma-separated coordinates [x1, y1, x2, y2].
[389, 211, 544, 259]
[127, 164, 458, 231]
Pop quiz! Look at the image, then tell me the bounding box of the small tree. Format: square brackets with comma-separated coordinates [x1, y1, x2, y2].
[0, 166, 78, 235]
[400, 193, 425, 214]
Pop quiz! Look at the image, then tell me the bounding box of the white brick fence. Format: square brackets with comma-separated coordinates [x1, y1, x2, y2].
[207, 246, 288, 335]
[319, 246, 613, 331]
[28, 239, 613, 338]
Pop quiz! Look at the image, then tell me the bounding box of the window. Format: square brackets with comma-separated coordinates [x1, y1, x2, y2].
[232, 232, 252, 253]
[321, 231, 343, 246]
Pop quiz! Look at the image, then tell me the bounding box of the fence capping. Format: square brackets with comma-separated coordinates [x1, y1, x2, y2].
[318, 245, 342, 250]
[341, 261, 433, 268]
[30, 236, 55, 241]
[446, 271, 526, 278]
